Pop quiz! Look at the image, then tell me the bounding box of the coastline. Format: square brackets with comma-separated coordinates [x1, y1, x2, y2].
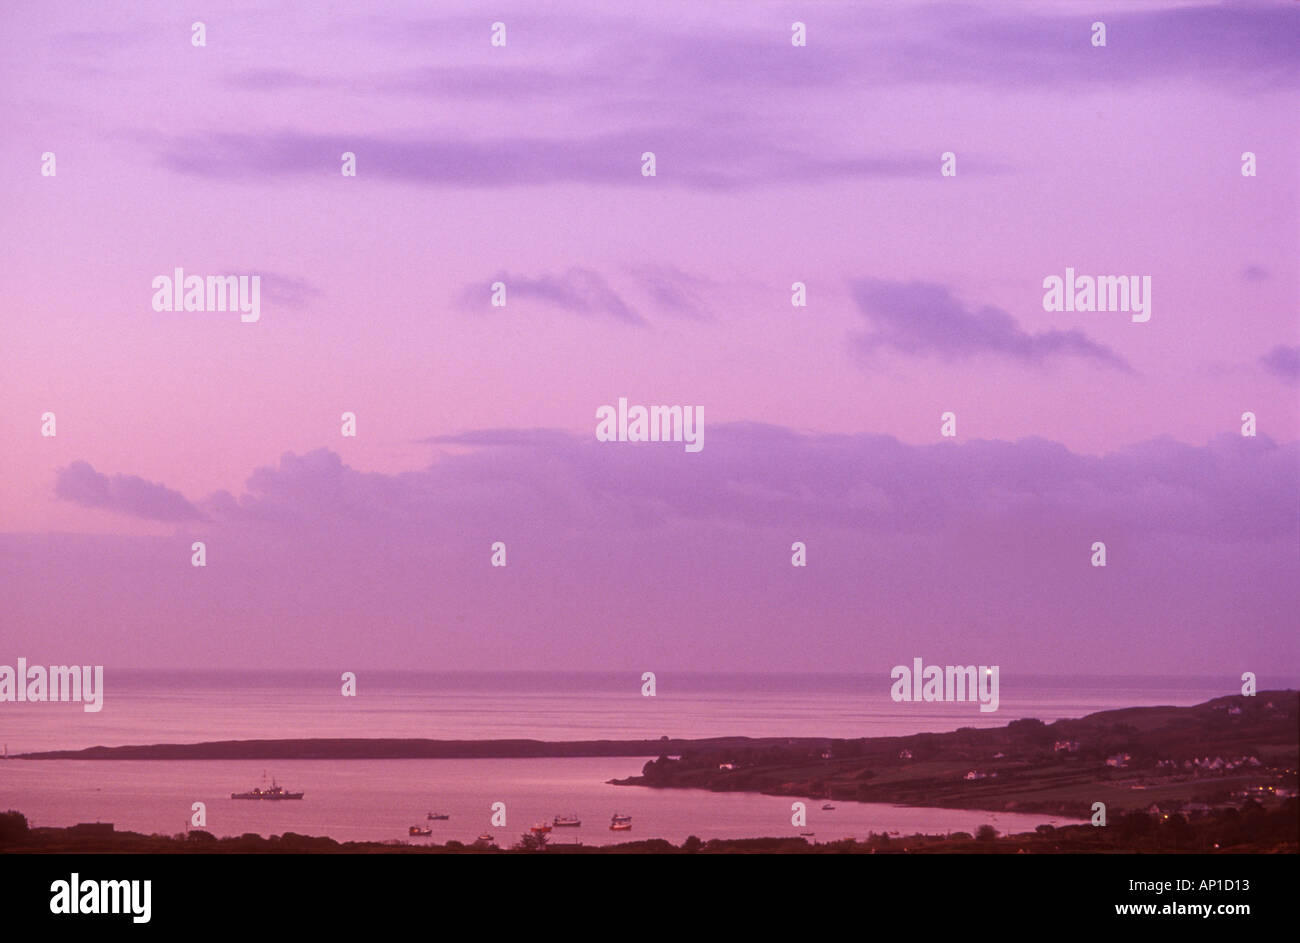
[606, 691, 1299, 820]
[10, 691, 1296, 822]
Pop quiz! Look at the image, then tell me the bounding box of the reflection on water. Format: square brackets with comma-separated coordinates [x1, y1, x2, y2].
[0, 757, 1084, 845]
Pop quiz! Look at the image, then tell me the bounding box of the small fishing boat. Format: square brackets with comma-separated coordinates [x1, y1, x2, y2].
[408, 826, 433, 837]
[552, 814, 581, 827]
[610, 821, 632, 831]
[476, 833, 494, 843]
[822, 803, 835, 810]
[427, 812, 451, 820]
[529, 823, 553, 834]
[610, 813, 632, 824]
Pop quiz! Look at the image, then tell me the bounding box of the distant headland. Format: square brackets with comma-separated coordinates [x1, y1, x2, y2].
[609, 691, 1298, 820]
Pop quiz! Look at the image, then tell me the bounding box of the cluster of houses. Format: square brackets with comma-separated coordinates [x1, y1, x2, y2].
[1234, 783, 1298, 799]
[1145, 782, 1297, 818]
[1096, 751, 1264, 773]
[1208, 698, 1293, 716]
[1154, 755, 1262, 773]
[1210, 702, 1253, 715]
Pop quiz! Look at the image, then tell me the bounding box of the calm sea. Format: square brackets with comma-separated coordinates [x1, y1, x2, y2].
[0, 671, 1280, 844]
[1, 757, 1084, 846]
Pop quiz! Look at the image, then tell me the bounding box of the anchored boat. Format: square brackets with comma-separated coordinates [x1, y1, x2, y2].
[230, 774, 303, 800]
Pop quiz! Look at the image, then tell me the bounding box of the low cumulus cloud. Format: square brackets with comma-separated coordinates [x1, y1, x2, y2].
[1260, 344, 1300, 385]
[55, 461, 205, 522]
[61, 426, 1295, 544]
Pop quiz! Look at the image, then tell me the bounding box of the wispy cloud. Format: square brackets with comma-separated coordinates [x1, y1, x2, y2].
[849, 278, 1130, 371]
[886, 2, 1299, 92]
[627, 265, 713, 320]
[225, 69, 332, 91]
[263, 3, 1300, 104]
[258, 270, 321, 310]
[147, 128, 936, 191]
[459, 268, 645, 325]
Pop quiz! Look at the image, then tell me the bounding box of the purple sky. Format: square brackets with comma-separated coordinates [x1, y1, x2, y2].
[1, 0, 1296, 675]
